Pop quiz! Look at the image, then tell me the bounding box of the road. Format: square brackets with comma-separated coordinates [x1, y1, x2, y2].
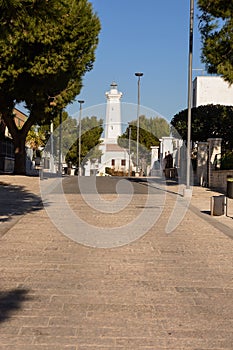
[51, 176, 164, 195]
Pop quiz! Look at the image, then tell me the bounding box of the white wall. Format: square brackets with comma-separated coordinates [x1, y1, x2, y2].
[105, 83, 122, 141]
[193, 76, 233, 107]
[99, 149, 130, 174]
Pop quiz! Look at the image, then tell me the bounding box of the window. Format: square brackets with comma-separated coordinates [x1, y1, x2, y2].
[121, 159, 126, 166]
[111, 159, 115, 166]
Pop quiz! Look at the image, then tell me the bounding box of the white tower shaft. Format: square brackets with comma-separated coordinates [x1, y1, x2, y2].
[105, 82, 122, 143]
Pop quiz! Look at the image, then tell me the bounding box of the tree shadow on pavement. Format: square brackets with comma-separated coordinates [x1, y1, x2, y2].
[60, 176, 182, 195]
[0, 288, 31, 323]
[128, 177, 184, 197]
[0, 181, 43, 224]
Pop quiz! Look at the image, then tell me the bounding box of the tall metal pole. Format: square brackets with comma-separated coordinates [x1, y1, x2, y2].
[78, 100, 84, 176]
[128, 124, 131, 177]
[186, 0, 194, 190]
[58, 109, 62, 175]
[50, 121, 54, 173]
[135, 72, 143, 174]
[48, 97, 56, 174]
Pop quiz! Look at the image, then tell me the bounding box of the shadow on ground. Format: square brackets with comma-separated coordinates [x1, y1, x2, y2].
[0, 181, 43, 224]
[0, 288, 31, 323]
[55, 175, 181, 195]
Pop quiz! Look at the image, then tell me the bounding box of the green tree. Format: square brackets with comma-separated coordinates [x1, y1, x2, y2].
[65, 116, 103, 170]
[118, 115, 162, 172]
[26, 126, 46, 155]
[138, 115, 170, 139]
[118, 124, 159, 172]
[198, 0, 233, 82]
[36, 113, 103, 171]
[0, 0, 101, 174]
[171, 104, 233, 150]
[44, 111, 77, 163]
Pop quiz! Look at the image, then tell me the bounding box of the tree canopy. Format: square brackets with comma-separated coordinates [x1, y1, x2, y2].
[118, 116, 161, 150]
[171, 104, 233, 150]
[118, 121, 160, 171]
[131, 115, 170, 140]
[29, 113, 103, 170]
[0, 0, 101, 173]
[65, 116, 103, 168]
[198, 0, 233, 83]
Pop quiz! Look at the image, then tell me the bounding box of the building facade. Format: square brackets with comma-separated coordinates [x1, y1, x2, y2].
[192, 76, 233, 107]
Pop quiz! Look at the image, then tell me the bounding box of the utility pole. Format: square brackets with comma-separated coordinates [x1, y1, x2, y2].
[184, 0, 194, 197]
[78, 100, 84, 176]
[135, 72, 143, 175]
[128, 124, 131, 177]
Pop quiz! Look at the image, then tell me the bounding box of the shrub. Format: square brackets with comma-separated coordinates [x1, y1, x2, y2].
[221, 151, 233, 170]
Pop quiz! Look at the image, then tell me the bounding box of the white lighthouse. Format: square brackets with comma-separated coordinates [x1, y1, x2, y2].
[105, 82, 122, 143]
[84, 82, 135, 176]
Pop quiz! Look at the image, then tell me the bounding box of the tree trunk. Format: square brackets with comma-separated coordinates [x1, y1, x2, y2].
[13, 131, 27, 175]
[1, 108, 33, 175]
[0, 108, 26, 174]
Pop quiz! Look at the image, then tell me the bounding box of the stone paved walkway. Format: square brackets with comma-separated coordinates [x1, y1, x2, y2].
[0, 175, 233, 350]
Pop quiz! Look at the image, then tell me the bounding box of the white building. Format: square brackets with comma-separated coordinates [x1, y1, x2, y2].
[85, 82, 133, 176]
[192, 76, 233, 107]
[98, 82, 130, 176]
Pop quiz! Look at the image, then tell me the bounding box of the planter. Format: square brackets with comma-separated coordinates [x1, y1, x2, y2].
[227, 179, 233, 198]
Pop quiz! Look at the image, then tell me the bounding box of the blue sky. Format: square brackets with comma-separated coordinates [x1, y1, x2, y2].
[67, 0, 206, 123]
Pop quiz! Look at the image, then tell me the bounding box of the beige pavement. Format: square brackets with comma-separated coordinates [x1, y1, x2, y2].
[0, 174, 233, 350]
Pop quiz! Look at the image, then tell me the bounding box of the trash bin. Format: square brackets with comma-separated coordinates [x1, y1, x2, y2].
[227, 179, 233, 199]
[210, 195, 225, 216]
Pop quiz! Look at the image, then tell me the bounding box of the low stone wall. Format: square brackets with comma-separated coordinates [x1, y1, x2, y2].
[209, 170, 233, 192]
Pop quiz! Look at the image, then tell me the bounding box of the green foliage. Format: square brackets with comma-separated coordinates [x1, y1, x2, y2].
[35, 112, 103, 168]
[30, 111, 75, 162]
[221, 151, 233, 170]
[198, 1, 233, 83]
[0, 0, 101, 173]
[0, 0, 101, 110]
[118, 124, 159, 150]
[171, 104, 233, 150]
[118, 115, 167, 149]
[26, 126, 46, 151]
[118, 123, 159, 167]
[129, 115, 170, 140]
[105, 167, 112, 176]
[65, 116, 103, 167]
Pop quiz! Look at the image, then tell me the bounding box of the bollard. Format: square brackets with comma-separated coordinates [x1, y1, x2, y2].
[210, 195, 225, 216]
[39, 169, 43, 180]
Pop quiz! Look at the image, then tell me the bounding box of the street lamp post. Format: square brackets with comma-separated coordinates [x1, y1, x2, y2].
[128, 124, 131, 177]
[135, 72, 143, 175]
[50, 120, 55, 173]
[78, 100, 84, 176]
[185, 0, 194, 196]
[58, 109, 63, 176]
[48, 97, 58, 174]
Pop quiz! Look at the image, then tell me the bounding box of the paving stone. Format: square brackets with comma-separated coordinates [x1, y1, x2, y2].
[0, 175, 233, 349]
